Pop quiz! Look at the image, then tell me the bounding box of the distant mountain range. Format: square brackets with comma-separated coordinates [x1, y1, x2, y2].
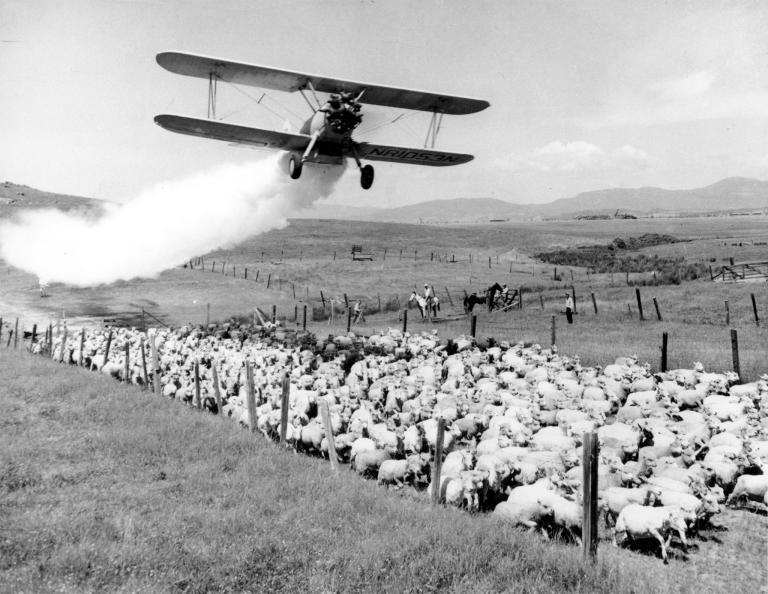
[3, 177, 768, 224]
[297, 177, 768, 223]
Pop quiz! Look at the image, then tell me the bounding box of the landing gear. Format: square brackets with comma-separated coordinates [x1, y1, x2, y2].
[349, 144, 374, 190]
[288, 154, 302, 179]
[360, 164, 374, 190]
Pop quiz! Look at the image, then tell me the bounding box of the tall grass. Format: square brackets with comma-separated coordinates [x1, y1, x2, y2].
[5, 349, 755, 593]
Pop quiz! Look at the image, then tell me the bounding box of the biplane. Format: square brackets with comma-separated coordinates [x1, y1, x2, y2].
[154, 52, 490, 189]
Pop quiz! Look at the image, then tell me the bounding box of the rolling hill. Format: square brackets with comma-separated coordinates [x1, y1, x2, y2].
[0, 181, 106, 218]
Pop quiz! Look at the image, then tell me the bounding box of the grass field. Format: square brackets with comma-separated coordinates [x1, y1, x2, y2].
[2, 216, 767, 381]
[2, 349, 766, 593]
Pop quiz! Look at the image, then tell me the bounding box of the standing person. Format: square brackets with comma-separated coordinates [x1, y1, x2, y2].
[423, 284, 434, 300]
[353, 300, 365, 324]
[565, 293, 574, 324]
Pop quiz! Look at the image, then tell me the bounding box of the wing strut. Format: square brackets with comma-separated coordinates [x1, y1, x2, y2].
[424, 111, 444, 148]
[208, 72, 218, 119]
[298, 80, 321, 113]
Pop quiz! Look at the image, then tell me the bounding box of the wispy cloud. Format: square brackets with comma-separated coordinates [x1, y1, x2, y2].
[496, 141, 648, 173]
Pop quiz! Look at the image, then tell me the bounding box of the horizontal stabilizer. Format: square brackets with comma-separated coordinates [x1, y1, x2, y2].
[157, 51, 489, 115]
[154, 114, 311, 151]
[355, 142, 473, 167]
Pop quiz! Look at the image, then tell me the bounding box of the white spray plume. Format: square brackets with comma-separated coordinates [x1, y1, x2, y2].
[0, 153, 345, 286]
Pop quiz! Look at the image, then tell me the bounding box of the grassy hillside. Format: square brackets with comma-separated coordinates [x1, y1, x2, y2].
[4, 349, 765, 593]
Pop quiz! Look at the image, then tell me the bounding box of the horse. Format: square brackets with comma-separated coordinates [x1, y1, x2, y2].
[463, 292, 486, 314]
[486, 282, 504, 311]
[463, 283, 504, 313]
[409, 292, 440, 319]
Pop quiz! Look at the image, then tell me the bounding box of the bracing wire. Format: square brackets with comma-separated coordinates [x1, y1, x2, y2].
[220, 81, 304, 129]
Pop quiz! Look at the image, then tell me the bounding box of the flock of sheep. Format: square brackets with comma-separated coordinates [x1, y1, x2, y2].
[43, 321, 768, 563]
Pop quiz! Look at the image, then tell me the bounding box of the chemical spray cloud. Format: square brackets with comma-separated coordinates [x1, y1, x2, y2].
[0, 153, 346, 286]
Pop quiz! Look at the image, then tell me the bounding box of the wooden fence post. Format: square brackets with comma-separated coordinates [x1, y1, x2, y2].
[6, 330, 13, 348]
[246, 363, 256, 431]
[444, 286, 454, 307]
[653, 297, 662, 321]
[0, 316, 3, 343]
[206, 303, 210, 327]
[343, 293, 349, 309]
[551, 315, 556, 348]
[319, 398, 339, 471]
[102, 329, 113, 368]
[124, 342, 130, 382]
[635, 288, 644, 321]
[244, 267, 248, 279]
[488, 256, 491, 269]
[377, 293, 382, 312]
[432, 417, 446, 504]
[292, 283, 296, 299]
[255, 270, 260, 282]
[303, 305, 308, 330]
[661, 332, 668, 372]
[13, 318, 18, 349]
[731, 329, 741, 383]
[591, 292, 598, 315]
[279, 373, 290, 446]
[151, 336, 161, 396]
[470, 315, 477, 338]
[751, 293, 759, 326]
[212, 365, 223, 414]
[582, 431, 599, 562]
[31, 324, 37, 349]
[58, 325, 68, 362]
[271, 304, 276, 324]
[540, 294, 545, 310]
[571, 286, 576, 313]
[194, 360, 202, 409]
[140, 338, 148, 387]
[724, 300, 730, 326]
[294, 304, 298, 322]
[79, 328, 86, 367]
[402, 309, 408, 333]
[320, 290, 326, 309]
[347, 307, 352, 332]
[267, 273, 271, 288]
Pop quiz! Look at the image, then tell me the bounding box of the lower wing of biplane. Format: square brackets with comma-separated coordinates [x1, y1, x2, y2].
[154, 52, 489, 190]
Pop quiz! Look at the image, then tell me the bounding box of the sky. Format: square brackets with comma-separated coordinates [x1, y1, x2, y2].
[1, 0, 768, 208]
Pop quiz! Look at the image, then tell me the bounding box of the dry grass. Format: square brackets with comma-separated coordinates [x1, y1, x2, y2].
[3, 349, 765, 592]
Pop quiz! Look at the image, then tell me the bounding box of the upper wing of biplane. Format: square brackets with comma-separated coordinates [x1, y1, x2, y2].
[154, 114, 311, 151]
[355, 142, 473, 167]
[156, 51, 489, 115]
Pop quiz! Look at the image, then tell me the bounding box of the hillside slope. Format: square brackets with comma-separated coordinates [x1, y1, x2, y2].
[0, 181, 107, 218]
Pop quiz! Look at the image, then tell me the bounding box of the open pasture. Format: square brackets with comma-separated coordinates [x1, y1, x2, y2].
[2, 215, 768, 592]
[2, 215, 768, 380]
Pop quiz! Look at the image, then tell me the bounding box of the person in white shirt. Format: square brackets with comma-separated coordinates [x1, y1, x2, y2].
[565, 293, 574, 324]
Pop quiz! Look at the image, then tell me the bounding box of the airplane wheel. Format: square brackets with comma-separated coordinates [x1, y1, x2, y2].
[360, 164, 374, 190]
[289, 155, 303, 179]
